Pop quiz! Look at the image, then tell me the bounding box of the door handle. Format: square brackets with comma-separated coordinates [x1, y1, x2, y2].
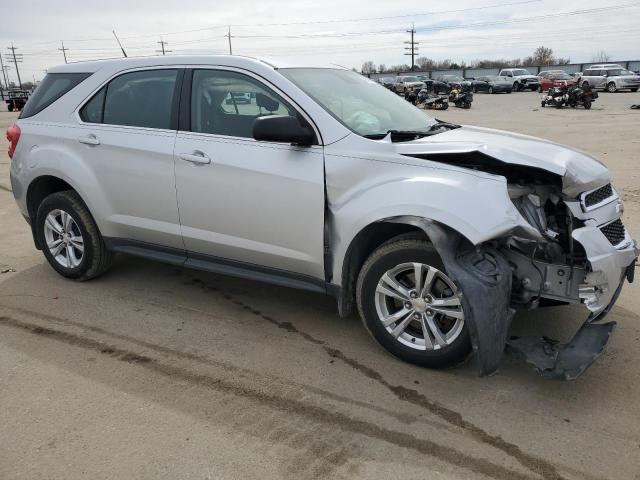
[78, 134, 100, 146]
[179, 151, 211, 165]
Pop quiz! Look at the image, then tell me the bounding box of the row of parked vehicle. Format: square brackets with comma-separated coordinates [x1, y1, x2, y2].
[378, 63, 640, 96]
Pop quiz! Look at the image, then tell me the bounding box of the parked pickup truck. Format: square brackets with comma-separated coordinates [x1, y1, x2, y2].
[7, 56, 637, 380]
[498, 68, 540, 91]
[4, 89, 30, 111]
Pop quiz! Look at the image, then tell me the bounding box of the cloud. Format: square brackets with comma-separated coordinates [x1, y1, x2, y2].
[2, 0, 639, 79]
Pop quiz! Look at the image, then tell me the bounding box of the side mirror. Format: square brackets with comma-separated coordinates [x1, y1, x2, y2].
[253, 115, 314, 146]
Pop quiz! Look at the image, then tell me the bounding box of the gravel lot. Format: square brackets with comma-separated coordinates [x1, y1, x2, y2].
[1, 91, 640, 480]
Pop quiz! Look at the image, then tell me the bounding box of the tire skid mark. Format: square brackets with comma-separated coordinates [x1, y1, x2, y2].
[187, 277, 566, 480]
[0, 314, 536, 480]
[0, 302, 423, 428]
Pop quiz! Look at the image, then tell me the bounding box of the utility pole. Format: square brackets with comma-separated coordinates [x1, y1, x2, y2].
[156, 38, 171, 56]
[7, 44, 23, 88]
[0, 53, 8, 90]
[59, 40, 69, 64]
[226, 25, 233, 55]
[403, 24, 419, 71]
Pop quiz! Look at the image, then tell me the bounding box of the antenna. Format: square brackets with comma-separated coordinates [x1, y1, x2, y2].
[112, 30, 128, 58]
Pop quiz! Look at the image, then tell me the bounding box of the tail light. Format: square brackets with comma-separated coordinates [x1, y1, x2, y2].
[6, 124, 20, 159]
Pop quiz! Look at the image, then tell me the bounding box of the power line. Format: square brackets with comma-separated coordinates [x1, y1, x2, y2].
[58, 40, 69, 63]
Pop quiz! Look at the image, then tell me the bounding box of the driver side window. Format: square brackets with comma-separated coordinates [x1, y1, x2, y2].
[190, 69, 294, 138]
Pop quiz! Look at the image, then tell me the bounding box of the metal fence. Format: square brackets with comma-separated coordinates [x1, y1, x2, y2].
[368, 60, 640, 80]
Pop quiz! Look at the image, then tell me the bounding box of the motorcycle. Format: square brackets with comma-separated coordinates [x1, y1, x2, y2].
[541, 85, 568, 109]
[416, 88, 449, 110]
[567, 83, 598, 109]
[448, 86, 473, 109]
[404, 87, 419, 105]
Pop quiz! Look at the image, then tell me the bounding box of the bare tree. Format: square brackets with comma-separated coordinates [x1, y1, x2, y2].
[361, 61, 376, 74]
[592, 51, 611, 63]
[532, 46, 554, 65]
[378, 64, 387, 73]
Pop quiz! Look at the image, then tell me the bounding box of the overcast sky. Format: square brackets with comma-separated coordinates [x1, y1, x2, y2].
[2, 0, 639, 82]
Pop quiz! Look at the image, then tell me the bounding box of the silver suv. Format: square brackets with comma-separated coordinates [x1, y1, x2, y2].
[7, 56, 638, 379]
[580, 64, 640, 92]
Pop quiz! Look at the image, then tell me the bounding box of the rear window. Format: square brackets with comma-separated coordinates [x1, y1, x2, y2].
[80, 69, 178, 129]
[20, 72, 91, 118]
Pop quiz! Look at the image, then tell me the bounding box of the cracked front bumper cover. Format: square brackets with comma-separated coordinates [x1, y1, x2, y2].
[507, 264, 633, 380]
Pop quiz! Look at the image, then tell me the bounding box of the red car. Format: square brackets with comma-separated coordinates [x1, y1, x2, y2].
[537, 71, 577, 92]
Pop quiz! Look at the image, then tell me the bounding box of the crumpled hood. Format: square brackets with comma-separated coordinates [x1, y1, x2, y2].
[393, 125, 610, 197]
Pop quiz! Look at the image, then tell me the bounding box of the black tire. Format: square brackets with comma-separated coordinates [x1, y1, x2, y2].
[35, 190, 112, 281]
[488, 86, 494, 94]
[506, 90, 512, 94]
[356, 238, 471, 369]
[473, 86, 478, 93]
[514, 82, 521, 92]
[541, 101, 546, 107]
[584, 99, 592, 110]
[631, 88, 638, 92]
[607, 82, 617, 93]
[7, 104, 13, 112]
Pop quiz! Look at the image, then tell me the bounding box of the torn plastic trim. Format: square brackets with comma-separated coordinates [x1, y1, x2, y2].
[387, 216, 514, 376]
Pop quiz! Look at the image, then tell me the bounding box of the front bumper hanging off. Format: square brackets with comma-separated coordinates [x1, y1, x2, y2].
[507, 265, 634, 381]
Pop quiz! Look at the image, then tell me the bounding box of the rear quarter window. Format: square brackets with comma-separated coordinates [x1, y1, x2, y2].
[20, 72, 92, 118]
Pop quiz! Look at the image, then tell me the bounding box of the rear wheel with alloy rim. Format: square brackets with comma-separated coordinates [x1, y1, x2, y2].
[36, 190, 112, 280]
[356, 237, 471, 368]
[607, 82, 617, 93]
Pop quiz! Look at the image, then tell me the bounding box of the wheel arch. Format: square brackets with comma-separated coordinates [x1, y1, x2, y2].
[26, 174, 95, 249]
[334, 215, 473, 318]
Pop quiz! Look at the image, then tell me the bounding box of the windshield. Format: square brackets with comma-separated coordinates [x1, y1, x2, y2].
[280, 68, 435, 137]
[551, 73, 572, 80]
[401, 76, 420, 82]
[444, 76, 464, 82]
[512, 69, 531, 76]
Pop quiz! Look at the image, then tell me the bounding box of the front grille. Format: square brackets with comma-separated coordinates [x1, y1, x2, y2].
[600, 219, 626, 246]
[584, 184, 614, 207]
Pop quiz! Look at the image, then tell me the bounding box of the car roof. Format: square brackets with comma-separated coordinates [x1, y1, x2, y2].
[588, 64, 623, 69]
[46, 55, 348, 74]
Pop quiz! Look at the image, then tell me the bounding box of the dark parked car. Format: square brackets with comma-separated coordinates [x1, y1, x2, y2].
[432, 75, 471, 93]
[471, 76, 513, 94]
[377, 76, 396, 90]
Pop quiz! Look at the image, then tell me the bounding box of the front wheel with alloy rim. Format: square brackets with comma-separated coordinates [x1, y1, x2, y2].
[36, 190, 112, 280]
[356, 238, 471, 369]
[607, 82, 617, 93]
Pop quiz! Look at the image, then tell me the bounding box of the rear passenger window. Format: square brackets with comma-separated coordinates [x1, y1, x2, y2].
[21, 72, 91, 118]
[80, 69, 178, 129]
[103, 69, 177, 129]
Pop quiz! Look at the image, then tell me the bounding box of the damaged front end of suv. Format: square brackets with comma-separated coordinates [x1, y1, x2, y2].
[395, 129, 638, 380]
